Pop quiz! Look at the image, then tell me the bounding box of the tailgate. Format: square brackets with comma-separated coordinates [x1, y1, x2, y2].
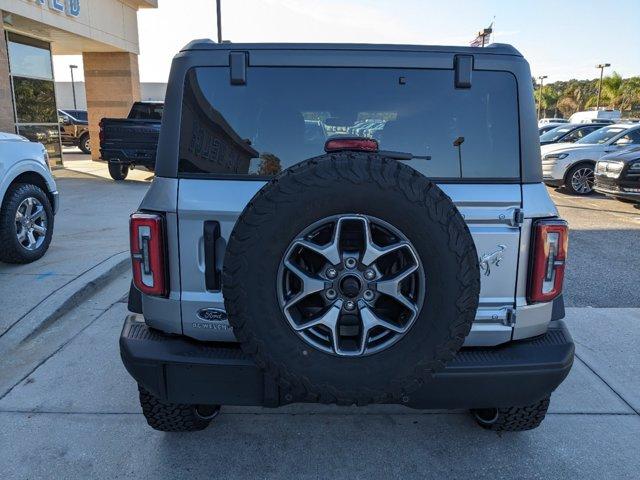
[177, 180, 522, 347]
[101, 120, 160, 149]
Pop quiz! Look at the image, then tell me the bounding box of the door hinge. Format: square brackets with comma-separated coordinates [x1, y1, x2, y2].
[510, 208, 524, 227]
[504, 307, 516, 326]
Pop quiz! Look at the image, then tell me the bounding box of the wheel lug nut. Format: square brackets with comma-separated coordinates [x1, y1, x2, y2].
[344, 258, 357, 269]
[364, 269, 375, 280]
[325, 289, 337, 300]
[325, 267, 337, 279]
[363, 290, 374, 301]
[344, 300, 356, 311]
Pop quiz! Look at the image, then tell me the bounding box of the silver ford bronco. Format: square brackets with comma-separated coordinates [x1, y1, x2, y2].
[120, 41, 573, 432]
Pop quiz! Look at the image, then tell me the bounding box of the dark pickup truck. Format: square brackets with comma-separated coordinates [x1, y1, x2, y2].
[99, 101, 163, 180]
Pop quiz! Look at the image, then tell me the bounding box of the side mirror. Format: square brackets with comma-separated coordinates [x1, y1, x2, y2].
[59, 116, 70, 125]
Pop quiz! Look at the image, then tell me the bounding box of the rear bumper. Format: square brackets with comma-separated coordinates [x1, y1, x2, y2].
[120, 315, 574, 409]
[100, 149, 156, 167]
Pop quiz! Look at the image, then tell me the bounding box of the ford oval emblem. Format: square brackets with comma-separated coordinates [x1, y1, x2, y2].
[197, 308, 228, 322]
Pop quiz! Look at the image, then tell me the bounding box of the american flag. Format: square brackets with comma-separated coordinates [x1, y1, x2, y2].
[470, 22, 493, 47]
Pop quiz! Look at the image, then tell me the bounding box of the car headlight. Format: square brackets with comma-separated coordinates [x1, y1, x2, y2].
[544, 153, 569, 160]
[629, 162, 640, 171]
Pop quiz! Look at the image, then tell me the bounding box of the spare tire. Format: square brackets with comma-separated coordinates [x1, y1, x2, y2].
[223, 152, 480, 405]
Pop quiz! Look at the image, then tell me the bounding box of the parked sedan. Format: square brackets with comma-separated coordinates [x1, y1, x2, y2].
[539, 123, 606, 146]
[541, 124, 640, 195]
[594, 146, 640, 203]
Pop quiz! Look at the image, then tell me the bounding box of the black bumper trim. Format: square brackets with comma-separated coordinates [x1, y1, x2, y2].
[120, 316, 574, 409]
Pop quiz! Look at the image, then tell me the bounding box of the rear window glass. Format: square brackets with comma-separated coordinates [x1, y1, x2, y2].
[576, 127, 625, 144]
[178, 67, 520, 179]
[540, 126, 573, 142]
[129, 103, 164, 120]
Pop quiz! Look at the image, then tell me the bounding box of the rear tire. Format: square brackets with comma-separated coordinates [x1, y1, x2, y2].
[471, 397, 550, 431]
[138, 385, 219, 432]
[108, 163, 129, 181]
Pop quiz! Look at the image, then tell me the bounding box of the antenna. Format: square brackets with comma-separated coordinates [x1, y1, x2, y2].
[216, 0, 222, 43]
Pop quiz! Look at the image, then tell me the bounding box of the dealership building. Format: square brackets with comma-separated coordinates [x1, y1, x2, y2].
[0, 0, 157, 165]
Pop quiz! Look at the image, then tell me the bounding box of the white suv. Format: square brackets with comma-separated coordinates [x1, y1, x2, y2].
[0, 132, 58, 263]
[541, 123, 640, 195]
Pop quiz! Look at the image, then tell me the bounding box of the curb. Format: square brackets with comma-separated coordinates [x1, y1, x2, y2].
[0, 252, 129, 346]
[0, 252, 130, 398]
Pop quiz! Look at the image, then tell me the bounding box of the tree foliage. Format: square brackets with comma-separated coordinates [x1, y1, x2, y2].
[534, 73, 640, 118]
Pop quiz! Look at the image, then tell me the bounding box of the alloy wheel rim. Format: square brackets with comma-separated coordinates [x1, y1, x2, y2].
[571, 167, 594, 194]
[15, 197, 47, 251]
[277, 214, 425, 357]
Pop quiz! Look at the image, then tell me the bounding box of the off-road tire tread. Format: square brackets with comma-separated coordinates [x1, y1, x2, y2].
[0, 183, 53, 264]
[474, 397, 550, 431]
[223, 152, 480, 405]
[138, 385, 211, 432]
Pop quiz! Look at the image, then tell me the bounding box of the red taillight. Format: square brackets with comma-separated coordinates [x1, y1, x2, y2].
[324, 137, 379, 153]
[130, 212, 167, 297]
[528, 219, 568, 303]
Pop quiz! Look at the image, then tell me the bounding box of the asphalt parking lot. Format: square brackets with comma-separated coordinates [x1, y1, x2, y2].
[0, 177, 638, 479]
[549, 187, 640, 307]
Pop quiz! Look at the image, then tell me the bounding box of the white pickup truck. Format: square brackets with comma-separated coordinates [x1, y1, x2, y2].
[0, 132, 58, 263]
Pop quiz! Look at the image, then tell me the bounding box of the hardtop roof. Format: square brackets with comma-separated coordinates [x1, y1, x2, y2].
[179, 39, 522, 57]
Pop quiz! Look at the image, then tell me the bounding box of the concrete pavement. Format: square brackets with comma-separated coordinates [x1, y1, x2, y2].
[61, 150, 153, 182]
[549, 188, 640, 307]
[0, 157, 149, 338]
[0, 300, 638, 479]
[1, 168, 639, 478]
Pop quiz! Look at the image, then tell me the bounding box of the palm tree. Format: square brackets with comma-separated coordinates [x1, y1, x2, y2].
[537, 85, 560, 117]
[620, 77, 640, 112]
[600, 72, 624, 110]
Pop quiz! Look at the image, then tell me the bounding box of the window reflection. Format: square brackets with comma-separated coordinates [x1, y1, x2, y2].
[179, 66, 520, 179]
[7, 33, 53, 80]
[17, 125, 62, 165]
[13, 77, 58, 123]
[180, 70, 259, 175]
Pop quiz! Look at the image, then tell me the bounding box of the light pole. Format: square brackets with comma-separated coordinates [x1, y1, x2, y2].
[69, 64, 78, 110]
[216, 0, 222, 43]
[595, 63, 610, 110]
[537, 75, 547, 120]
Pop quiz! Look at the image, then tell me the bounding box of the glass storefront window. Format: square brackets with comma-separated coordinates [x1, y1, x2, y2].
[17, 125, 62, 165]
[7, 33, 53, 80]
[6, 32, 62, 166]
[12, 76, 58, 123]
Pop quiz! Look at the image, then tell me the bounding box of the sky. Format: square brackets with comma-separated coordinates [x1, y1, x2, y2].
[53, 0, 640, 84]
